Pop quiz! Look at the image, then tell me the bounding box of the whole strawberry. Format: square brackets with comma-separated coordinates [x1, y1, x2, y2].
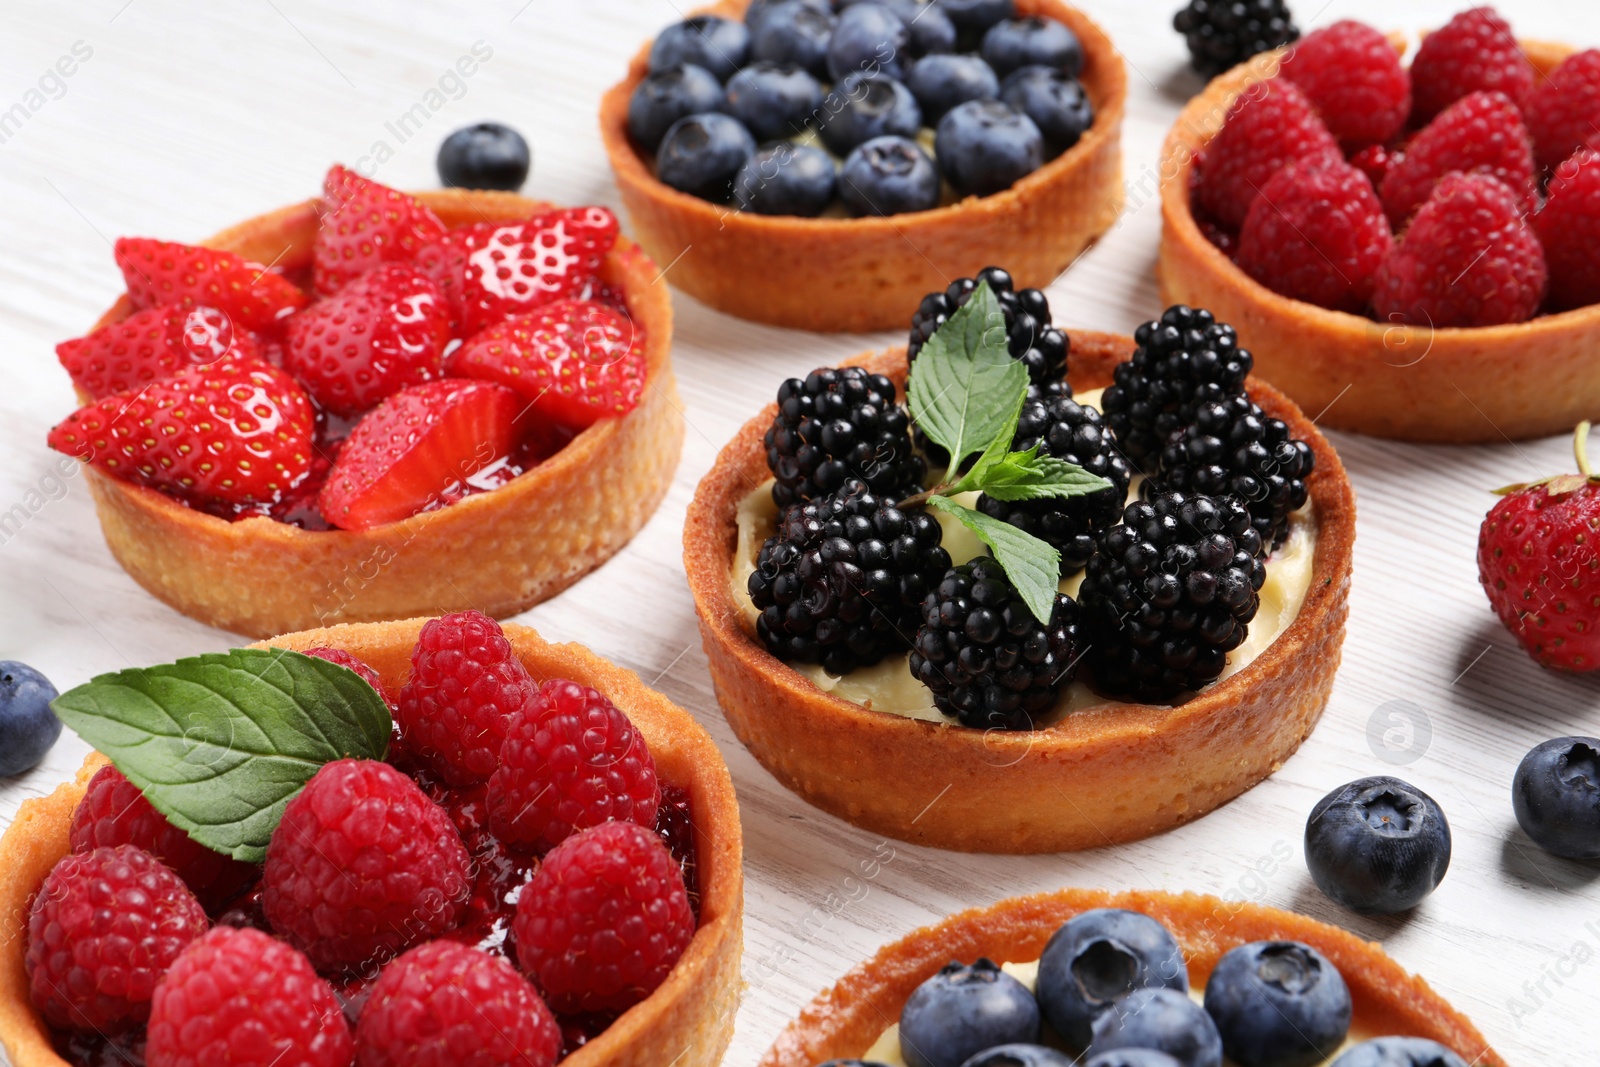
[315, 164, 445, 297]
[1194, 78, 1341, 230]
[57, 305, 260, 401]
[114, 237, 308, 334]
[1537, 147, 1600, 311]
[1408, 6, 1534, 123]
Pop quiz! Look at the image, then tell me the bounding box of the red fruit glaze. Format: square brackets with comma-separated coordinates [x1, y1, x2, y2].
[1408, 6, 1533, 124]
[1526, 49, 1600, 172]
[114, 238, 308, 334]
[314, 164, 445, 297]
[1279, 20, 1410, 148]
[58, 305, 260, 402]
[1379, 90, 1535, 228]
[1194, 78, 1341, 231]
[1537, 148, 1600, 310]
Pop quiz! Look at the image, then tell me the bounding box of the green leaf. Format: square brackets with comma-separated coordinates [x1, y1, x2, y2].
[51, 648, 392, 863]
[907, 282, 1029, 472]
[971, 449, 1116, 502]
[948, 383, 1028, 495]
[929, 495, 1062, 624]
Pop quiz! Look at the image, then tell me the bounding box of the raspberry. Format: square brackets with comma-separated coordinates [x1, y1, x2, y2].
[487, 678, 660, 853]
[1537, 148, 1600, 310]
[146, 927, 352, 1067]
[301, 647, 396, 710]
[262, 759, 471, 973]
[1526, 49, 1600, 172]
[1194, 78, 1341, 230]
[1347, 143, 1398, 189]
[1408, 6, 1533, 124]
[1378, 91, 1535, 228]
[1278, 20, 1410, 147]
[1373, 173, 1547, 329]
[395, 611, 538, 785]
[514, 820, 694, 1014]
[69, 764, 258, 913]
[1237, 157, 1392, 313]
[26, 845, 209, 1033]
[354, 941, 560, 1067]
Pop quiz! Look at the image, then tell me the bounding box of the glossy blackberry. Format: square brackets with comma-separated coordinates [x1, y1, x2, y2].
[1174, 0, 1300, 80]
[977, 395, 1132, 574]
[1079, 491, 1266, 702]
[764, 366, 925, 508]
[906, 265, 1067, 387]
[909, 557, 1080, 730]
[1099, 305, 1253, 472]
[750, 480, 952, 675]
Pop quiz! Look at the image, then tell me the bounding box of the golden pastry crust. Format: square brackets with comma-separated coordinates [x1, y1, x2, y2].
[684, 334, 1356, 853]
[599, 0, 1126, 332]
[759, 888, 1506, 1067]
[1159, 37, 1593, 443]
[73, 190, 685, 637]
[0, 619, 743, 1067]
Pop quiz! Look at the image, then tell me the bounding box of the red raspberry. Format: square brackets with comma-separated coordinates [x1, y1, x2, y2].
[354, 941, 560, 1067]
[1378, 91, 1535, 228]
[513, 820, 694, 1014]
[1373, 173, 1547, 328]
[487, 678, 660, 853]
[1526, 50, 1600, 171]
[1236, 157, 1392, 313]
[1408, 6, 1534, 124]
[26, 845, 208, 1032]
[302, 647, 397, 710]
[146, 926, 352, 1067]
[1348, 143, 1399, 188]
[1278, 20, 1410, 147]
[1194, 78, 1341, 230]
[70, 764, 257, 913]
[1537, 148, 1600, 310]
[262, 759, 471, 973]
[395, 611, 537, 785]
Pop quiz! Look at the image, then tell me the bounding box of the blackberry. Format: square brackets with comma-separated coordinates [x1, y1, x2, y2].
[976, 394, 1132, 573]
[906, 265, 1068, 387]
[749, 480, 951, 675]
[909, 557, 1080, 730]
[1079, 491, 1266, 702]
[765, 366, 925, 508]
[1174, 0, 1300, 80]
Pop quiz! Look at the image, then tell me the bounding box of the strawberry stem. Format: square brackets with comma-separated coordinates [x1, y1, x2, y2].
[1577, 421, 1595, 479]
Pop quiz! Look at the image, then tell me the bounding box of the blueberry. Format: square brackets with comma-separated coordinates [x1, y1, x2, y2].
[1084, 1054, 1186, 1067]
[819, 73, 922, 155]
[935, 99, 1044, 197]
[436, 122, 530, 191]
[1513, 736, 1600, 859]
[898, 959, 1040, 1067]
[840, 0, 958, 55]
[906, 53, 1000, 122]
[725, 62, 824, 142]
[933, 0, 1016, 46]
[1202, 941, 1351, 1067]
[839, 135, 941, 216]
[958, 1046, 1074, 1067]
[828, 2, 911, 82]
[735, 143, 837, 216]
[656, 112, 757, 202]
[1328, 1037, 1468, 1067]
[750, 1, 838, 79]
[1087, 988, 1223, 1067]
[1035, 908, 1189, 1049]
[981, 17, 1083, 78]
[1305, 776, 1452, 915]
[747, 0, 829, 30]
[628, 64, 727, 153]
[649, 16, 751, 82]
[1000, 66, 1093, 155]
[0, 662, 60, 777]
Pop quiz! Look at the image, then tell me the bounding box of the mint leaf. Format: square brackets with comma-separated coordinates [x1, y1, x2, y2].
[948, 383, 1029, 496]
[907, 281, 1029, 471]
[971, 449, 1116, 502]
[51, 648, 392, 863]
[929, 495, 1062, 624]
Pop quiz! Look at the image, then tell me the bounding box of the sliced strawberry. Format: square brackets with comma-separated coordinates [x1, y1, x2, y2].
[318, 379, 526, 531]
[57, 305, 261, 401]
[455, 208, 618, 338]
[314, 164, 446, 297]
[48, 358, 314, 508]
[412, 223, 486, 328]
[448, 300, 647, 430]
[114, 238, 309, 333]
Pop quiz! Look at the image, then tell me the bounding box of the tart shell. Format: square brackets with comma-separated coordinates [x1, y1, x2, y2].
[683, 334, 1356, 853]
[1159, 38, 1590, 443]
[73, 189, 685, 637]
[759, 888, 1506, 1066]
[0, 618, 743, 1067]
[598, 0, 1127, 332]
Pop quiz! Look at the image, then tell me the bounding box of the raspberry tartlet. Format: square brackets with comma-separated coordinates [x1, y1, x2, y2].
[49, 169, 683, 637]
[0, 616, 742, 1067]
[599, 0, 1126, 331]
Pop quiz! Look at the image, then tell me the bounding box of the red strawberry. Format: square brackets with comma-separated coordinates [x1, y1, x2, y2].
[448, 300, 647, 430]
[284, 264, 451, 417]
[1194, 78, 1341, 230]
[1526, 49, 1600, 172]
[1279, 20, 1410, 148]
[453, 208, 619, 338]
[1379, 91, 1535, 228]
[57, 305, 260, 401]
[1537, 147, 1600, 310]
[318, 379, 526, 531]
[313, 164, 445, 297]
[1408, 6, 1534, 124]
[114, 238, 308, 334]
[49, 358, 314, 508]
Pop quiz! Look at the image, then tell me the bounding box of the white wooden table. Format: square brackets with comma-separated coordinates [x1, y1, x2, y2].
[1, 1, 1595, 1062]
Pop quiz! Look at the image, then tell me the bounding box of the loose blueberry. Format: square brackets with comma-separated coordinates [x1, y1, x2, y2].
[1084, 1054, 1186, 1067]
[935, 99, 1044, 197]
[898, 959, 1040, 1067]
[1000, 66, 1093, 155]
[649, 16, 751, 82]
[934, 0, 1016, 46]
[820, 73, 923, 155]
[840, 0, 958, 56]
[628, 64, 727, 153]
[436, 123, 531, 191]
[750, 1, 838, 79]
[959, 1046, 1074, 1067]
[1328, 1038, 1468, 1067]
[906, 53, 1001, 122]
[981, 16, 1083, 78]
[1305, 776, 1452, 915]
[0, 662, 60, 777]
[725, 62, 824, 142]
[828, 2, 911, 82]
[1202, 941, 1351, 1067]
[839, 135, 941, 216]
[735, 143, 838, 216]
[1087, 988, 1223, 1067]
[1035, 908, 1189, 1049]
[1513, 736, 1600, 859]
[656, 112, 757, 202]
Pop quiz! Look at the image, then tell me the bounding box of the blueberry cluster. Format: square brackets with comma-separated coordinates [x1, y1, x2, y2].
[628, 0, 1096, 217]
